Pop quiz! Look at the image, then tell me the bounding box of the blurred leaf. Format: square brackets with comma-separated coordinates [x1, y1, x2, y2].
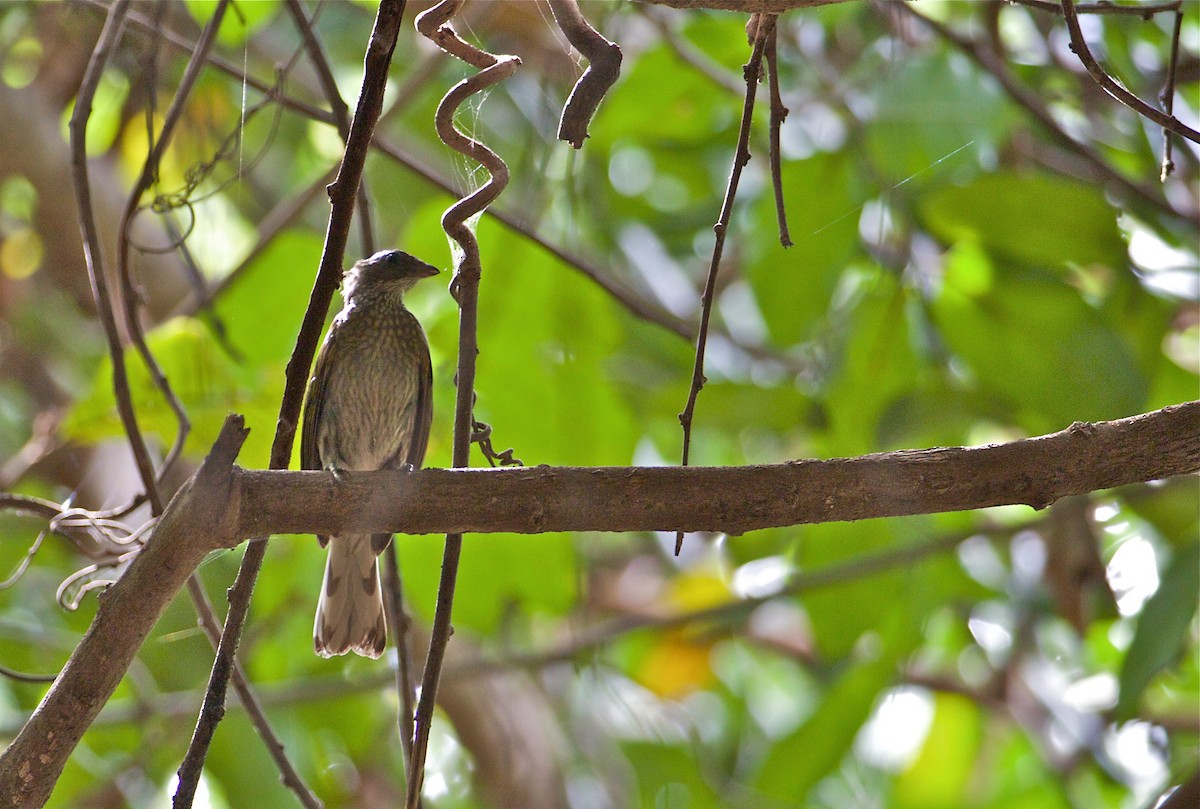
[1116, 541, 1200, 718]
[866, 50, 1013, 182]
[747, 151, 866, 347]
[753, 611, 919, 803]
[622, 741, 724, 809]
[894, 693, 982, 809]
[934, 244, 1148, 431]
[821, 269, 920, 455]
[921, 173, 1126, 270]
[398, 532, 576, 635]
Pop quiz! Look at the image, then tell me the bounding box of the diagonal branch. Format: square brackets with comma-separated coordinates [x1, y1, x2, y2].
[0, 416, 249, 809]
[1059, 0, 1200, 144]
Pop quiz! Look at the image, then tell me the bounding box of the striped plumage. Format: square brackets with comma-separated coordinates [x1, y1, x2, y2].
[301, 249, 437, 658]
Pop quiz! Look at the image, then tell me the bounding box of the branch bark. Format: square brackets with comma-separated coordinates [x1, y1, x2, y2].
[638, 0, 855, 10]
[1, 402, 1194, 804]
[0, 417, 248, 808]
[238, 401, 1199, 537]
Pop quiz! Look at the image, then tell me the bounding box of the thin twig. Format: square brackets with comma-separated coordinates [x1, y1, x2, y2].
[675, 14, 773, 555]
[183, 577, 322, 808]
[1059, 0, 1200, 144]
[409, 3, 519, 805]
[1160, 7, 1183, 180]
[174, 1, 408, 804]
[115, 0, 233, 498]
[763, 20, 791, 247]
[383, 548, 418, 778]
[546, 0, 622, 148]
[284, 0, 375, 256]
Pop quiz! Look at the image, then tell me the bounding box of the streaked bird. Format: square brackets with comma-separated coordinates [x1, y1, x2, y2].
[301, 249, 438, 658]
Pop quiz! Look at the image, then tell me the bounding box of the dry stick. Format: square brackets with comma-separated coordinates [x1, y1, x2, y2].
[1059, 0, 1200, 144]
[675, 15, 773, 555]
[284, 0, 375, 256]
[172, 2, 408, 805]
[546, 0, 622, 148]
[763, 21, 791, 247]
[234, 402, 1200, 536]
[1160, 7, 1184, 181]
[895, 4, 1188, 224]
[409, 3, 519, 806]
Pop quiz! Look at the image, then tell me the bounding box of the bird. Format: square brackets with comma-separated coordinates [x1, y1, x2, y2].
[301, 249, 439, 658]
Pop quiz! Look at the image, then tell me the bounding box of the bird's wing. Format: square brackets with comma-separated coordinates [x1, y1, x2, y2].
[406, 337, 434, 470]
[301, 320, 341, 550]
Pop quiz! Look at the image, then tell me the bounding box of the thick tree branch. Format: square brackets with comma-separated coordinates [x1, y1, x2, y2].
[0, 403, 1193, 803]
[0, 417, 248, 808]
[237, 401, 1199, 537]
[638, 0, 854, 10]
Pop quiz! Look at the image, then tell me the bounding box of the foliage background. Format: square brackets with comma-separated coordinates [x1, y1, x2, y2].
[0, 1, 1196, 807]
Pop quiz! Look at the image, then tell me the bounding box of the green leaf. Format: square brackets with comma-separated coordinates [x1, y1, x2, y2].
[894, 694, 982, 809]
[753, 611, 918, 803]
[62, 317, 254, 461]
[746, 152, 866, 347]
[397, 532, 576, 635]
[934, 245, 1148, 431]
[866, 52, 1013, 184]
[1116, 541, 1200, 718]
[921, 173, 1127, 270]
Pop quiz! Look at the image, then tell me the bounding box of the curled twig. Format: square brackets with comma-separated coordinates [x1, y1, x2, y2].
[411, 3, 520, 806]
[547, 0, 622, 148]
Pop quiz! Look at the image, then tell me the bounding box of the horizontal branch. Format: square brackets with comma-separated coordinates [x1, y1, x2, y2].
[637, 0, 855, 10]
[236, 401, 1199, 538]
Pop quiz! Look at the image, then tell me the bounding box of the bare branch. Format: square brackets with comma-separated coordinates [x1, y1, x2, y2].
[1059, 0, 1200, 144]
[0, 416, 249, 808]
[236, 402, 1200, 537]
[638, 0, 854, 11]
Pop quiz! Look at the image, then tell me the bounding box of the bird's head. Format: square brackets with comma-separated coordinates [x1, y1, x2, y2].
[343, 250, 440, 300]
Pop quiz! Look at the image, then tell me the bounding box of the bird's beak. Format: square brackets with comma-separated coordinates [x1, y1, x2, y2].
[416, 262, 440, 278]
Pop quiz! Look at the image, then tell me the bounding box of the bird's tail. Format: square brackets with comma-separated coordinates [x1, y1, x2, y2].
[314, 534, 387, 658]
